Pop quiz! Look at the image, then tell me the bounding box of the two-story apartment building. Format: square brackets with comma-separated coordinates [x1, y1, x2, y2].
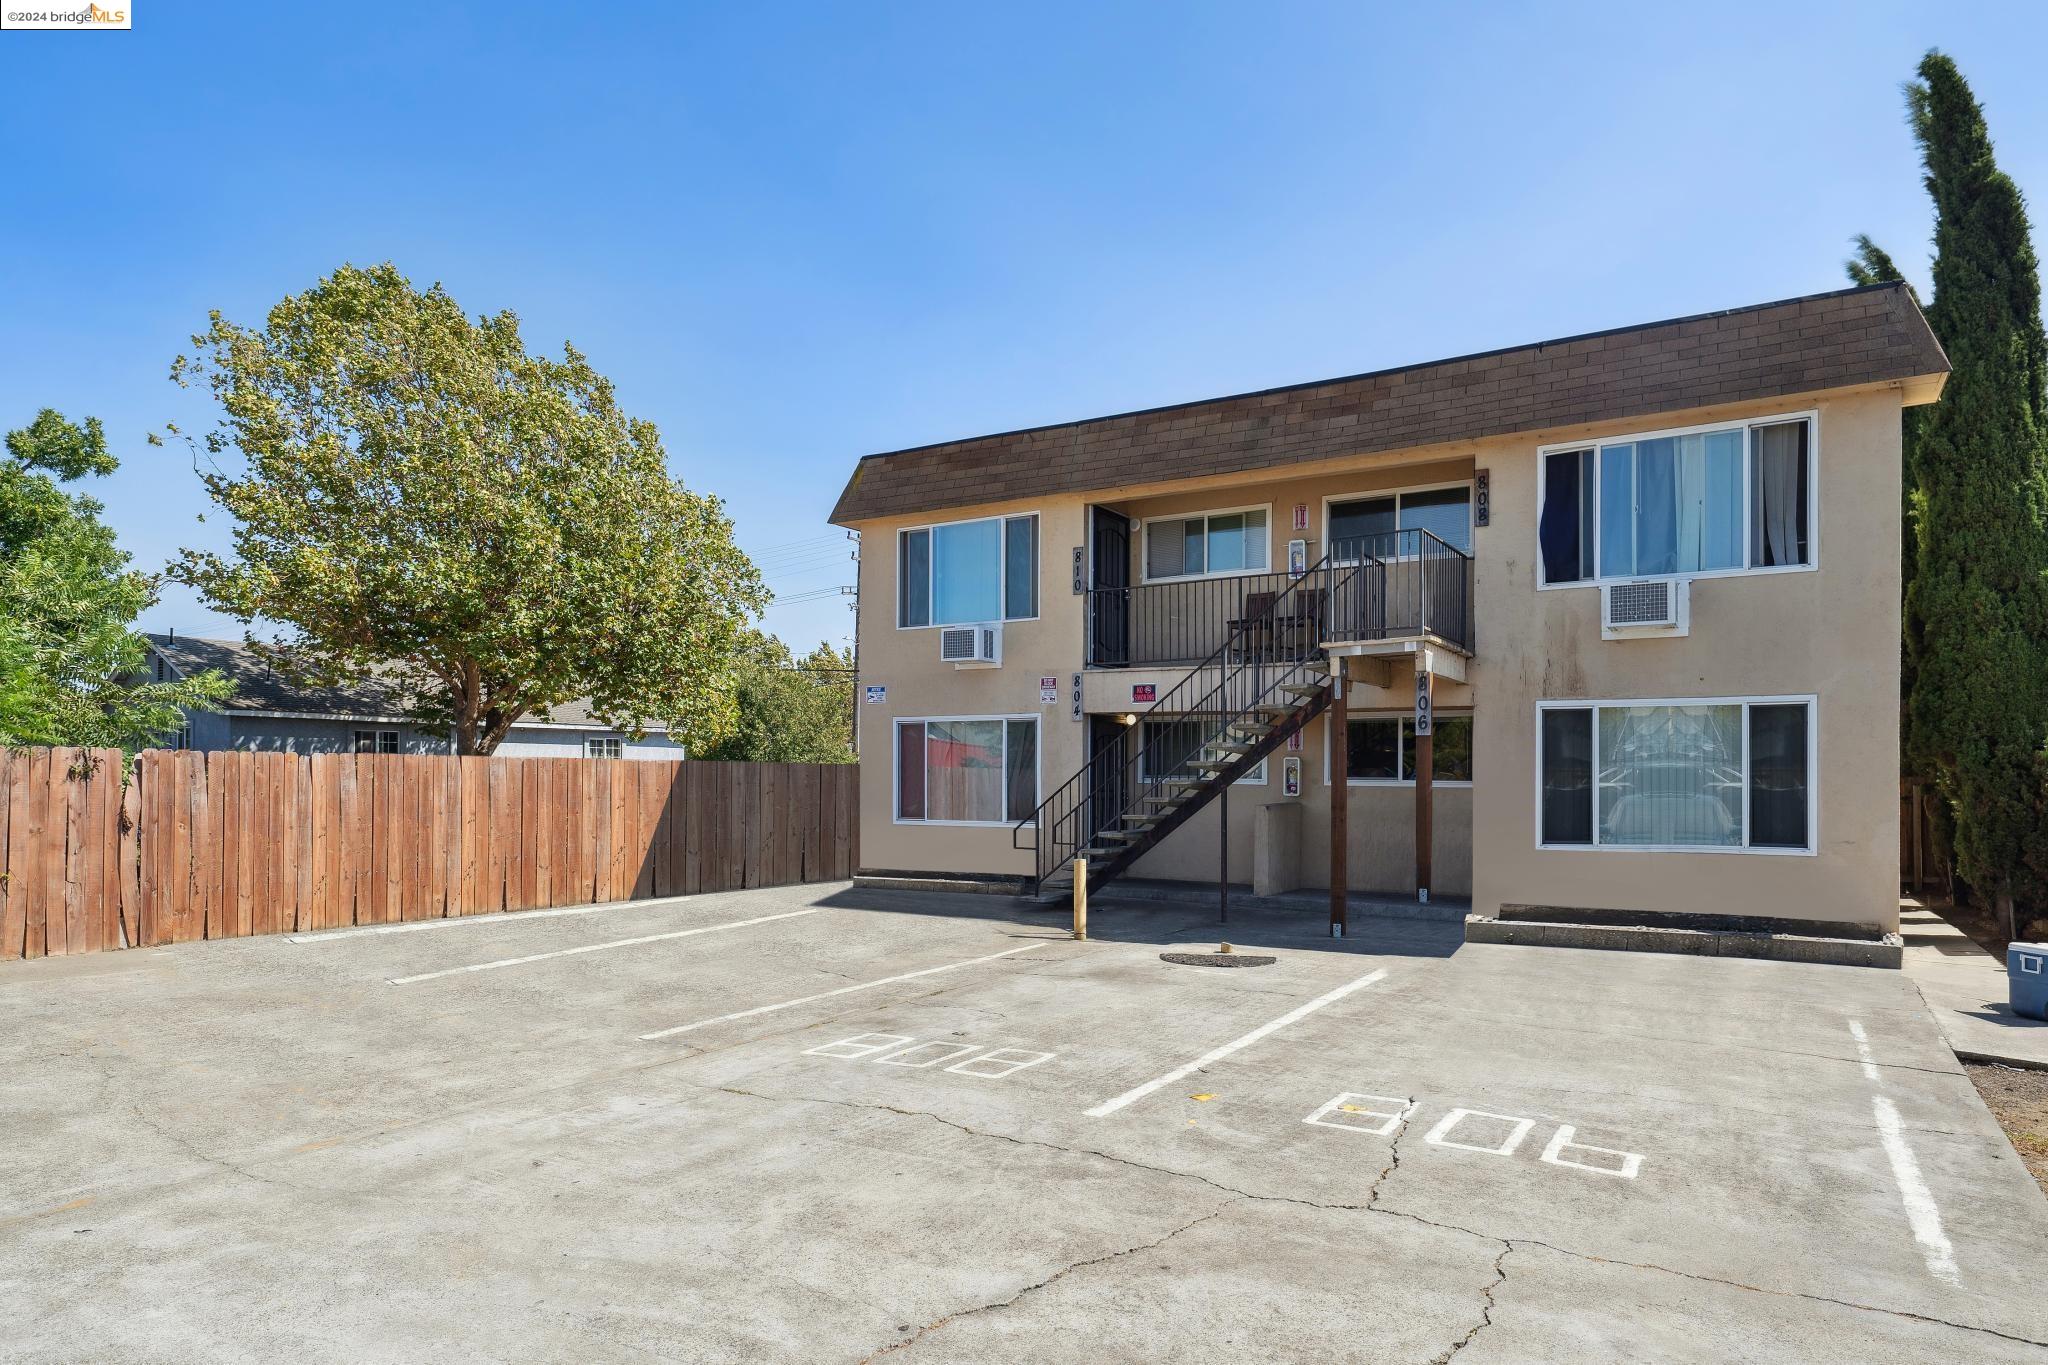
[830, 283, 1947, 943]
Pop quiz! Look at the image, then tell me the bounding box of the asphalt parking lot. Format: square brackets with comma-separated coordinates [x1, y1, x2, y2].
[3, 883, 2044, 1363]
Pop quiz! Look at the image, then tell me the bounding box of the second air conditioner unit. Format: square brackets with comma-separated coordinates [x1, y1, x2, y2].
[1601, 579, 1689, 639]
[939, 623, 1002, 668]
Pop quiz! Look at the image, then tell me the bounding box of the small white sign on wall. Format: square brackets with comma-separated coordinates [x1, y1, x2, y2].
[864, 685, 887, 705]
[1040, 676, 1059, 704]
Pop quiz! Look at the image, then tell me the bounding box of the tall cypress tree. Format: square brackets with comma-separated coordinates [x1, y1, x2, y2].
[1878, 52, 2048, 938]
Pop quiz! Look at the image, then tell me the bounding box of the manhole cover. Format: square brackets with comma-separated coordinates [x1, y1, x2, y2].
[1160, 952, 1276, 968]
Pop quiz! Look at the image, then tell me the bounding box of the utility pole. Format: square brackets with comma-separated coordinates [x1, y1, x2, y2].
[845, 532, 861, 757]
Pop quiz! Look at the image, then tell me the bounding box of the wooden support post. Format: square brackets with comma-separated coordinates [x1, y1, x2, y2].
[1415, 666, 1434, 903]
[1329, 665, 1348, 937]
[1072, 857, 1088, 941]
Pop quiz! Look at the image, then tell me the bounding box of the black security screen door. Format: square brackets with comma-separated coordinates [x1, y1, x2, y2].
[1090, 506, 1130, 666]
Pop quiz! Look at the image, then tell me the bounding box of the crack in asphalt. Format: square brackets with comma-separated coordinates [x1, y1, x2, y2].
[1364, 1097, 1416, 1210]
[856, 1201, 1238, 1362]
[706, 1082, 2048, 1355]
[1430, 1241, 1512, 1364]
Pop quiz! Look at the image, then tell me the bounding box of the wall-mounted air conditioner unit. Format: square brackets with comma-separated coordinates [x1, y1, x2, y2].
[939, 623, 1002, 668]
[1601, 579, 1689, 639]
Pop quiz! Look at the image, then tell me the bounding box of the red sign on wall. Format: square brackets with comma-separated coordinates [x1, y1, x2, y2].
[1132, 684, 1157, 703]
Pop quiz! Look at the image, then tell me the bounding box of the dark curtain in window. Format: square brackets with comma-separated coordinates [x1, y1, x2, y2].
[1540, 709, 1594, 844]
[1005, 719, 1038, 821]
[896, 722, 925, 819]
[1004, 517, 1038, 619]
[1748, 704, 1809, 847]
[899, 529, 930, 627]
[1539, 450, 1593, 583]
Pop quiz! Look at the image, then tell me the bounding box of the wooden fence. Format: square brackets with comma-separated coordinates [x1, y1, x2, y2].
[0, 748, 858, 961]
[1900, 777, 1946, 898]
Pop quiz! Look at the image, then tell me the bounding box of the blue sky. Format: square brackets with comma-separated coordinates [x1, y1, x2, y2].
[3, 3, 2044, 653]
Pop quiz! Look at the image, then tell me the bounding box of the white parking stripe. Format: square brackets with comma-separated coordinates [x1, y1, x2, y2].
[291, 894, 710, 943]
[638, 944, 1039, 1040]
[1084, 967, 1389, 1118]
[1846, 1020, 1883, 1081]
[1871, 1095, 1962, 1287]
[387, 910, 816, 985]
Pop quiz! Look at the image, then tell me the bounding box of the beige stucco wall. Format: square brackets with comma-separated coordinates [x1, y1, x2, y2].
[850, 381, 1907, 931]
[1468, 387, 1905, 933]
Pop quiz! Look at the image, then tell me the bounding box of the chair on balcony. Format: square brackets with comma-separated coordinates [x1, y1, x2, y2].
[1227, 588, 1322, 661]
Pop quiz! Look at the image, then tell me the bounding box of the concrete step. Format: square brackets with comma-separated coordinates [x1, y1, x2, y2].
[1463, 915, 1903, 969]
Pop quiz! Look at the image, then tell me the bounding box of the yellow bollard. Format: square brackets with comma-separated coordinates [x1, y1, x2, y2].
[1073, 858, 1088, 941]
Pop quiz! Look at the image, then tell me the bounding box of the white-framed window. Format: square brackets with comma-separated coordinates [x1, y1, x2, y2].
[1136, 718, 1268, 786]
[586, 736, 624, 759]
[1536, 696, 1815, 854]
[353, 729, 400, 755]
[1537, 413, 1815, 587]
[1327, 714, 1474, 785]
[898, 513, 1038, 628]
[1142, 505, 1271, 581]
[1326, 484, 1473, 556]
[895, 715, 1039, 825]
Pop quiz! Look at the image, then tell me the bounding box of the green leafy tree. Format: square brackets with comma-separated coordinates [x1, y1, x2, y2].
[163, 263, 768, 755]
[696, 636, 855, 763]
[0, 410, 230, 751]
[1856, 53, 2048, 938]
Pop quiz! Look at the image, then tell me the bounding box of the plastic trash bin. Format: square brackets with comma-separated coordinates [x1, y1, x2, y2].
[2012, 942, 2048, 1022]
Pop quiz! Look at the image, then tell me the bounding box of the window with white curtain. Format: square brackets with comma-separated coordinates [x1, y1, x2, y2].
[1538, 698, 1813, 851]
[1539, 416, 1812, 585]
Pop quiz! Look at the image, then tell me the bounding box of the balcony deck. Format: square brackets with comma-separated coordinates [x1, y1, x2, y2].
[1085, 529, 1473, 670]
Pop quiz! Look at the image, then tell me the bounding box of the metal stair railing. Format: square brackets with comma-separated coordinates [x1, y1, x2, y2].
[1014, 547, 1382, 897]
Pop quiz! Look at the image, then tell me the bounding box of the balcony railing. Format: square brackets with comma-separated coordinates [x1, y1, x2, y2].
[1085, 528, 1473, 668]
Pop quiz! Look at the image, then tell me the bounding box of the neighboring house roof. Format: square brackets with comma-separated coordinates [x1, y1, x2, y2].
[140, 634, 666, 732]
[829, 281, 1949, 525]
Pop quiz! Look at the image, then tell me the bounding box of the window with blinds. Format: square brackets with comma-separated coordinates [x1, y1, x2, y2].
[1143, 508, 1269, 580]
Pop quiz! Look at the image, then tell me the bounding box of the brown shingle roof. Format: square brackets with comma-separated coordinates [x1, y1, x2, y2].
[829, 282, 1947, 525]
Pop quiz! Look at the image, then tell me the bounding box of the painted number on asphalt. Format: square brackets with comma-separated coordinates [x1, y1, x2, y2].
[804, 1033, 1055, 1079]
[1304, 1093, 1643, 1179]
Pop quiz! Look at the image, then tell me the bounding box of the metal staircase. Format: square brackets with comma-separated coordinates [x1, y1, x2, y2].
[1014, 550, 1371, 902]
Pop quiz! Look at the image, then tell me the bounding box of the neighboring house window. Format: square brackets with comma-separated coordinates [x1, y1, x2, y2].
[898, 514, 1038, 627]
[1328, 486, 1472, 555]
[1539, 416, 1813, 585]
[586, 736, 623, 759]
[173, 722, 191, 751]
[1137, 718, 1267, 785]
[895, 717, 1038, 824]
[1537, 698, 1813, 852]
[1143, 507, 1269, 580]
[1335, 715, 1473, 783]
[353, 730, 400, 755]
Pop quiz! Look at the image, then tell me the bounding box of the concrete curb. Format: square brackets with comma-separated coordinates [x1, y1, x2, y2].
[1097, 882, 1467, 924]
[1464, 915, 1904, 969]
[852, 874, 1030, 897]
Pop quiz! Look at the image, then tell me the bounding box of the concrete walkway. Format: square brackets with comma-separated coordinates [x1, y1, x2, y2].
[1900, 901, 2048, 1071]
